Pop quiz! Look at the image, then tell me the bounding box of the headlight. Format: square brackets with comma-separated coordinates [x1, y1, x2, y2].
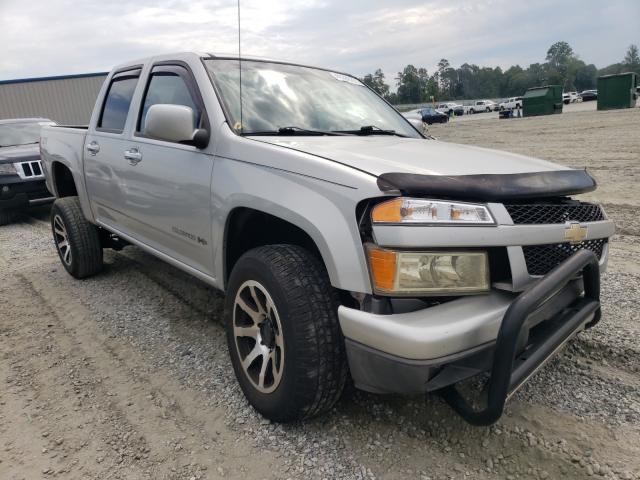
[371, 198, 494, 225]
[367, 245, 490, 295]
[0, 163, 17, 176]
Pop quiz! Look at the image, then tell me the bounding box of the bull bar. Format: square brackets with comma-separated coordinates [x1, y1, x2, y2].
[440, 249, 601, 426]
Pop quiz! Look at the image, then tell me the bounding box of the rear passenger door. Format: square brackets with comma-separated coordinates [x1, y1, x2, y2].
[121, 63, 215, 277]
[84, 68, 142, 231]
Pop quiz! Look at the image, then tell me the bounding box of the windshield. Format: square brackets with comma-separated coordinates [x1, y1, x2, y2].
[204, 59, 419, 137]
[0, 121, 51, 147]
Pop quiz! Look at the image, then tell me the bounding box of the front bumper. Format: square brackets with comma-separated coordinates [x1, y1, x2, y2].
[340, 250, 601, 424]
[0, 176, 54, 211]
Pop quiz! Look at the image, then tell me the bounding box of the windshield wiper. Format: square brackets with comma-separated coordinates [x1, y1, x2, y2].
[243, 126, 350, 136]
[333, 125, 409, 137]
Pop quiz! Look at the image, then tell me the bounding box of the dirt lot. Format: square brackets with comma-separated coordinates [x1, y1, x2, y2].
[1, 107, 639, 480]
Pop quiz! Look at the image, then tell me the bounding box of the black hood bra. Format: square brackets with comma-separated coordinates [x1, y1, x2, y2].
[377, 170, 597, 201]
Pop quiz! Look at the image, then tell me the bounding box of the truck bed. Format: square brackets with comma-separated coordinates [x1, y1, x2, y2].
[40, 125, 89, 205]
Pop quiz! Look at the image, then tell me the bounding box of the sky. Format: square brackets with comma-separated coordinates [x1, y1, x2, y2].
[1, 0, 638, 82]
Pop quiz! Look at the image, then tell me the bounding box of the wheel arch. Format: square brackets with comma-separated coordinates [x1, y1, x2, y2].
[218, 193, 372, 295]
[47, 159, 95, 223]
[223, 206, 329, 287]
[51, 161, 79, 198]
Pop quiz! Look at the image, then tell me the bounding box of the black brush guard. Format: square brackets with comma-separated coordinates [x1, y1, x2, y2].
[440, 249, 601, 426]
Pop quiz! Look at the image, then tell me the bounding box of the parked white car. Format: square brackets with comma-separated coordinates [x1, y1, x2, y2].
[436, 102, 464, 116]
[467, 100, 498, 114]
[563, 92, 581, 104]
[498, 97, 522, 110]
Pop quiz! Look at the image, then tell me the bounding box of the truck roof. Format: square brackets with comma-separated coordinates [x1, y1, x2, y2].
[110, 51, 342, 77]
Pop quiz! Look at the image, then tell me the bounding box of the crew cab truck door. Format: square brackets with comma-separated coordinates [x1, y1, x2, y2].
[119, 63, 214, 276]
[84, 68, 142, 232]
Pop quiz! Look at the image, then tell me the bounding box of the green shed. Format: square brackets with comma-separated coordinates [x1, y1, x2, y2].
[523, 85, 563, 117]
[597, 72, 638, 110]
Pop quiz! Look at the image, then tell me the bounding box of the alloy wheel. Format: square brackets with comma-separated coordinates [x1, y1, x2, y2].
[53, 214, 72, 266]
[232, 280, 284, 394]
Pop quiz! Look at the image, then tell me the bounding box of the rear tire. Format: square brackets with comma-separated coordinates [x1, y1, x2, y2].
[51, 197, 103, 279]
[0, 210, 17, 226]
[225, 245, 347, 422]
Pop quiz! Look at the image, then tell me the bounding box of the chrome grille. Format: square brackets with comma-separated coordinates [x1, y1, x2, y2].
[18, 160, 44, 178]
[505, 202, 604, 224]
[523, 239, 606, 276]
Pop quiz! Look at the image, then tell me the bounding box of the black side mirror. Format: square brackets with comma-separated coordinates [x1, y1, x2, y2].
[192, 129, 210, 149]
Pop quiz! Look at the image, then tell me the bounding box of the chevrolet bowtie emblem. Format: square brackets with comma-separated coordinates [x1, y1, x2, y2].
[564, 222, 588, 244]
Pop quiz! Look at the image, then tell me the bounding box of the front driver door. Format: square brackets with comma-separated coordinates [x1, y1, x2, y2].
[116, 64, 215, 277]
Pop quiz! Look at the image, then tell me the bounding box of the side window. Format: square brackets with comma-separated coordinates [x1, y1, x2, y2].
[138, 66, 202, 134]
[98, 70, 140, 132]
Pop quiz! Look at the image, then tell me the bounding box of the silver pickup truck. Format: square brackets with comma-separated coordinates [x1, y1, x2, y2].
[40, 52, 615, 425]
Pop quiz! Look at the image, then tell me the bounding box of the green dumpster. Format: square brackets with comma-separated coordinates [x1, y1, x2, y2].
[597, 72, 638, 110]
[523, 85, 563, 117]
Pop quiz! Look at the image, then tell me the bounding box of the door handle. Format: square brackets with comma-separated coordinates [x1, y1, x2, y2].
[124, 148, 142, 165]
[86, 141, 100, 155]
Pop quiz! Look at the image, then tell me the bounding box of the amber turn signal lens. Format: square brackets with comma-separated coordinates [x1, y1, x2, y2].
[371, 198, 495, 225]
[367, 246, 397, 292]
[371, 198, 404, 223]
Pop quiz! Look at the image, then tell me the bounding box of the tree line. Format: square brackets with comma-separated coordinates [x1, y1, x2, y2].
[362, 42, 640, 105]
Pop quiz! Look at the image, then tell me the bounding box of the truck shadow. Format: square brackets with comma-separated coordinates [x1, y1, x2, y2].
[82, 243, 639, 480]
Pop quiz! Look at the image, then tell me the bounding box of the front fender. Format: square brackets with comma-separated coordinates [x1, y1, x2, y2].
[212, 156, 376, 294]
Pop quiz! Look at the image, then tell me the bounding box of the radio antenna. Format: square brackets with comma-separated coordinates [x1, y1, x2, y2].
[237, 0, 243, 133]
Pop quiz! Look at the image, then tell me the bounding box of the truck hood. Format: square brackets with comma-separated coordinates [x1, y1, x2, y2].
[0, 144, 40, 164]
[253, 136, 569, 177]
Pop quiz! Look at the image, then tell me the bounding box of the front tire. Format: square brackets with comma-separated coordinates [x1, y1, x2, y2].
[225, 245, 347, 422]
[51, 197, 103, 279]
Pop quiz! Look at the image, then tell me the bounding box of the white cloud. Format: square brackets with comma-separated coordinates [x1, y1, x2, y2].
[0, 0, 637, 82]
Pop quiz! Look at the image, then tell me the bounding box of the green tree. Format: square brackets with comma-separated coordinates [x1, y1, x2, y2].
[417, 67, 430, 101]
[380, 41, 634, 105]
[573, 63, 598, 91]
[362, 68, 390, 97]
[502, 65, 528, 96]
[596, 45, 640, 79]
[623, 44, 640, 74]
[457, 63, 480, 98]
[624, 44, 639, 65]
[396, 65, 424, 103]
[436, 58, 458, 98]
[545, 41, 577, 88]
[546, 41, 574, 67]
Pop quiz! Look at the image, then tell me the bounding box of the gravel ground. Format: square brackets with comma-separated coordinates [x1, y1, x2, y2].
[1, 107, 639, 480]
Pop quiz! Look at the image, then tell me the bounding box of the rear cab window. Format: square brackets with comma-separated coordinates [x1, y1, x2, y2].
[97, 69, 141, 133]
